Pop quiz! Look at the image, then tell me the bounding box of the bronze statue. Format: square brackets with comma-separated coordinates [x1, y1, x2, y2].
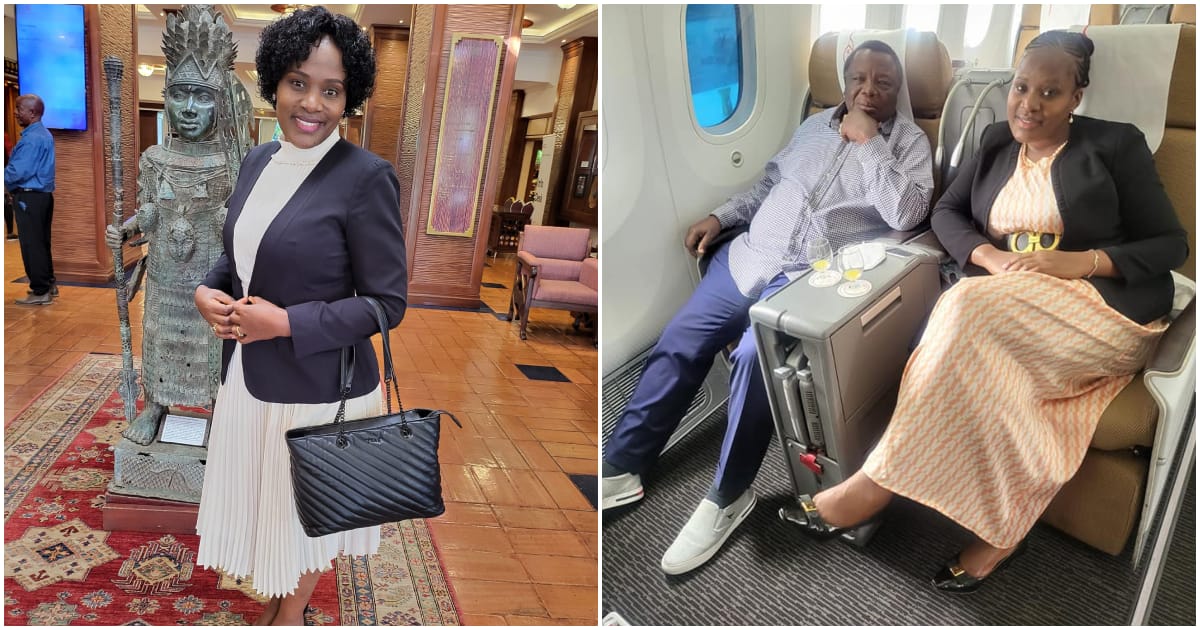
[106, 4, 250, 445]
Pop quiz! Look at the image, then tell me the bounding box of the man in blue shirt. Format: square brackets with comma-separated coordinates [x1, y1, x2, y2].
[5, 94, 57, 305]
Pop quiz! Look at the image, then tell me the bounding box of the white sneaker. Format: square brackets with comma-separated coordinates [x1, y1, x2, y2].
[601, 472, 644, 510]
[660, 489, 756, 575]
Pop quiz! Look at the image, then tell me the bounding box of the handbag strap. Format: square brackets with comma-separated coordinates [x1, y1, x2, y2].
[334, 297, 462, 429]
[362, 295, 403, 416]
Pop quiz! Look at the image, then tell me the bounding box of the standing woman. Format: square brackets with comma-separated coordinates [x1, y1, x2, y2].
[193, 7, 407, 624]
[787, 31, 1187, 592]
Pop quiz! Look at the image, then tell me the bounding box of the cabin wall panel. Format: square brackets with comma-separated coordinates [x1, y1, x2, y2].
[601, 4, 814, 372]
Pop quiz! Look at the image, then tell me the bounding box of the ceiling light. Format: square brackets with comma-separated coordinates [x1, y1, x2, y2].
[557, 3, 576, 9]
[398, 20, 404, 24]
[561, 39, 567, 43]
[270, 4, 310, 17]
[137, 63, 166, 77]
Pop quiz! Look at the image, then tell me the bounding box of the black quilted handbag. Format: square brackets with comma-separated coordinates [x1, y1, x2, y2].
[285, 296, 461, 537]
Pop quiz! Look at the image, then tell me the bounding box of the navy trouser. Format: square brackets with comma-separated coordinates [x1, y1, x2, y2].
[4, 194, 14, 236]
[605, 242, 790, 505]
[13, 191, 55, 295]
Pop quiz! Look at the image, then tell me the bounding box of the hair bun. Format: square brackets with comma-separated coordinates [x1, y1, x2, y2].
[1078, 33, 1096, 57]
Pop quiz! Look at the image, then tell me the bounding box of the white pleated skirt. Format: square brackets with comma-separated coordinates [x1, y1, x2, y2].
[196, 345, 384, 598]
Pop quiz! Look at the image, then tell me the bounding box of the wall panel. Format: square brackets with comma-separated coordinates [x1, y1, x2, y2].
[400, 4, 523, 307]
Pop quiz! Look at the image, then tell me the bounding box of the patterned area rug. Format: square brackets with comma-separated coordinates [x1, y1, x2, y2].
[4, 354, 460, 626]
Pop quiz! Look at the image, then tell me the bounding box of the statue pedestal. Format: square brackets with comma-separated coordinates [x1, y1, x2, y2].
[102, 492, 198, 535]
[104, 412, 210, 533]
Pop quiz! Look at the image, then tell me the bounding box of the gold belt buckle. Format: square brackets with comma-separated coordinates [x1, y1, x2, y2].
[1007, 231, 1060, 253]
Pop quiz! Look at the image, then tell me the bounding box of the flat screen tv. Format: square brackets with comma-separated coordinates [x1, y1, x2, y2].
[15, 4, 88, 131]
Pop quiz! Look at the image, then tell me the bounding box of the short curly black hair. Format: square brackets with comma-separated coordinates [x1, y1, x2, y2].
[255, 5, 376, 116]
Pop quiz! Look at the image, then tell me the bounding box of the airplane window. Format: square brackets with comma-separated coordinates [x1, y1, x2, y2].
[685, 4, 745, 128]
[818, 3, 866, 35]
[903, 4, 940, 33]
[964, 3, 994, 47]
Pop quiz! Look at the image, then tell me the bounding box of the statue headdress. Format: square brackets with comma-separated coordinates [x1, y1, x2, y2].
[159, 5, 251, 174]
[161, 4, 237, 90]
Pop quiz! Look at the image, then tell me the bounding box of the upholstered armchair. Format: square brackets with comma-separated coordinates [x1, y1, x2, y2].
[508, 226, 597, 340]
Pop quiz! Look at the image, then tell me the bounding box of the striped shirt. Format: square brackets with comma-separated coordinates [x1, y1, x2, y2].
[711, 105, 933, 297]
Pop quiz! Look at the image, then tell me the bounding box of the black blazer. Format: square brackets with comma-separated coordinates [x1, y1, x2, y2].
[931, 116, 1188, 324]
[202, 139, 408, 403]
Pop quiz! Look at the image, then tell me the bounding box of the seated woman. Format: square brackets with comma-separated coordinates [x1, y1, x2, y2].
[792, 30, 1188, 593]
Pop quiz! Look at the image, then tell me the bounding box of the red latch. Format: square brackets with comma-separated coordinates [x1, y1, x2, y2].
[799, 452, 823, 475]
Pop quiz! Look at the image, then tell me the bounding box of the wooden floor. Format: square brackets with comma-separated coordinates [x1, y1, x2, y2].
[3, 239, 599, 625]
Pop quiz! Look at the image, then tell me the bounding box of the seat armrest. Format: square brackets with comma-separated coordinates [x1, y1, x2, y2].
[874, 227, 952, 264]
[1140, 296, 1196, 561]
[517, 250, 542, 271]
[1147, 298, 1195, 375]
[872, 221, 931, 245]
[581, 257, 598, 291]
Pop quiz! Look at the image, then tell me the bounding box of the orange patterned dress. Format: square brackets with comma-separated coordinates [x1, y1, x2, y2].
[861, 143, 1168, 548]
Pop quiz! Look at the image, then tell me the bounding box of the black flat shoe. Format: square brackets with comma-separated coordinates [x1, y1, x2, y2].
[780, 494, 856, 541]
[932, 540, 1027, 594]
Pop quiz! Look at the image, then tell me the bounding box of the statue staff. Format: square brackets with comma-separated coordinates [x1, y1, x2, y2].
[102, 56, 139, 425]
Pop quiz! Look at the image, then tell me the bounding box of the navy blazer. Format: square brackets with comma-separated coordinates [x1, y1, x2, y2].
[202, 138, 408, 404]
[931, 116, 1188, 324]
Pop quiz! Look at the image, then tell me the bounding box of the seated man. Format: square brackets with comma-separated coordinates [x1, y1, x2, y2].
[602, 40, 934, 575]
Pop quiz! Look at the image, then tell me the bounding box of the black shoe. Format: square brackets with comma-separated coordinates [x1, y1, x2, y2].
[5, 233, 16, 241]
[780, 494, 856, 541]
[932, 540, 1027, 594]
[27, 283, 58, 297]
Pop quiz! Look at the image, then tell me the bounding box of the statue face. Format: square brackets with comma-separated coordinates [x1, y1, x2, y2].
[165, 84, 218, 141]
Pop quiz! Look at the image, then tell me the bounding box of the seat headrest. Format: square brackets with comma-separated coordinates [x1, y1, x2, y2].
[1074, 24, 1188, 151]
[521, 225, 591, 261]
[808, 30, 951, 120]
[1170, 4, 1196, 24]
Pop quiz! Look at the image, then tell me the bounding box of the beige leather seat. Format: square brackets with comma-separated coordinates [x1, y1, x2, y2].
[1040, 24, 1196, 555]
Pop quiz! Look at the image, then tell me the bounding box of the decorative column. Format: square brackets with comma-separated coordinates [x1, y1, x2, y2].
[396, 4, 524, 308]
[542, 36, 597, 226]
[363, 25, 409, 168]
[494, 88, 526, 204]
[52, 4, 142, 283]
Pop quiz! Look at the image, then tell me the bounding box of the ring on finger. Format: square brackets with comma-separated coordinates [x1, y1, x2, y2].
[235, 325, 246, 338]
[211, 323, 220, 334]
